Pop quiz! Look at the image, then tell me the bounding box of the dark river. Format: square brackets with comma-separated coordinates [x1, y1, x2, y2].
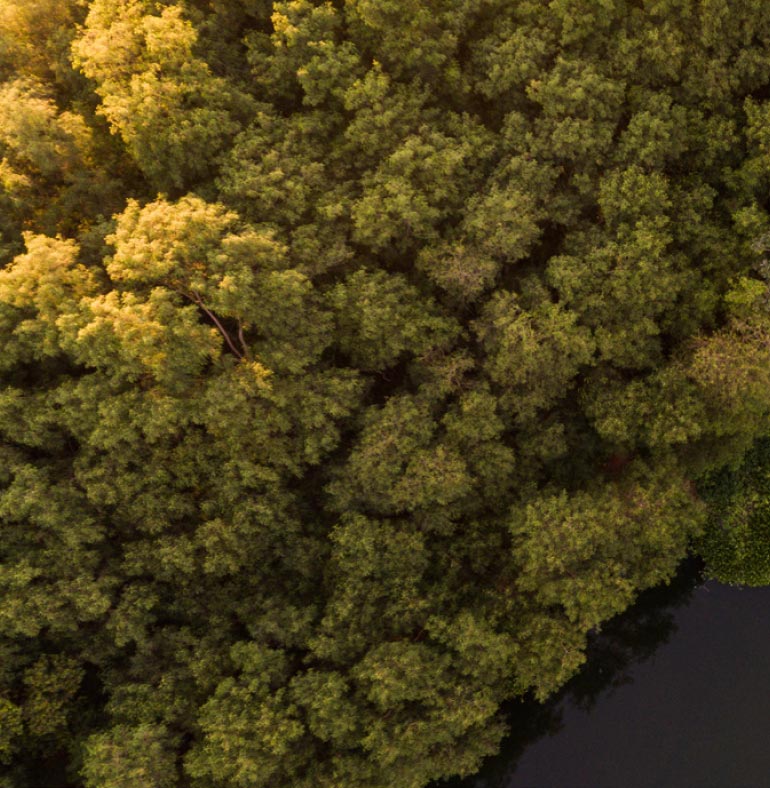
[453, 557, 770, 788]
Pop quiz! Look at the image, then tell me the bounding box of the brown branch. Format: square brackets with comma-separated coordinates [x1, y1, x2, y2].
[237, 319, 249, 359]
[172, 285, 244, 360]
[192, 293, 244, 360]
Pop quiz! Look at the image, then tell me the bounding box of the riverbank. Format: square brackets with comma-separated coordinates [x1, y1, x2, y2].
[453, 557, 770, 787]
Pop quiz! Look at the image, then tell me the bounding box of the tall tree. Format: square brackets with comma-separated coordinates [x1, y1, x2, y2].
[3, 1, 770, 786]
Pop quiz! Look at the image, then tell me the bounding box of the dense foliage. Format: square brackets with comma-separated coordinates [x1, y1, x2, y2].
[4, 1, 770, 785]
[699, 438, 770, 586]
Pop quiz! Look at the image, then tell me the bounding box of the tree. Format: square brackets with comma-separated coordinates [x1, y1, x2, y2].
[698, 438, 770, 586]
[4, 1, 770, 786]
[72, 0, 251, 191]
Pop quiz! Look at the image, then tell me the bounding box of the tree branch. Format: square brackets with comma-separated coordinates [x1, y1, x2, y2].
[173, 286, 244, 360]
[237, 319, 249, 359]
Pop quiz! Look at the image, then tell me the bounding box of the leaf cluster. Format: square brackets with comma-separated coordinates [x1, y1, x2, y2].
[3, 2, 770, 787]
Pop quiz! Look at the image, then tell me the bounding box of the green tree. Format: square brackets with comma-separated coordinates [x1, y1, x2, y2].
[72, 0, 251, 191]
[4, 2, 770, 787]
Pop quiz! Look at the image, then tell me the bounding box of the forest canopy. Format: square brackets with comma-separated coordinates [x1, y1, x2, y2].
[3, 1, 770, 786]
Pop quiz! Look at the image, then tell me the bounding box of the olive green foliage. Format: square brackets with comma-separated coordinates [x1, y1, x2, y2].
[3, 1, 770, 786]
[699, 438, 770, 586]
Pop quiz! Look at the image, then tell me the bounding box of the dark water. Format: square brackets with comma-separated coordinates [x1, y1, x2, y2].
[455, 558, 770, 788]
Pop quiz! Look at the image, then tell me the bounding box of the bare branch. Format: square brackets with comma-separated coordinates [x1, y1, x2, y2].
[237, 319, 249, 359]
[172, 285, 244, 359]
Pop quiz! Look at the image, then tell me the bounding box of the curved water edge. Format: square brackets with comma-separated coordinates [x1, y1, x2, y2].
[450, 557, 770, 788]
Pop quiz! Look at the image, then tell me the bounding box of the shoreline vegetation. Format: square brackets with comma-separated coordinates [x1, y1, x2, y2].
[3, 1, 770, 786]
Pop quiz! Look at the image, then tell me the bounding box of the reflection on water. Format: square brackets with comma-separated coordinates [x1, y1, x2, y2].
[450, 556, 704, 788]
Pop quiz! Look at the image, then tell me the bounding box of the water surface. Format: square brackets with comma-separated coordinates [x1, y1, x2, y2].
[458, 560, 770, 788]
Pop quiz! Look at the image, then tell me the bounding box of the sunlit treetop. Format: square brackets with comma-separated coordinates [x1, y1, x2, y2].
[2, 2, 770, 787]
